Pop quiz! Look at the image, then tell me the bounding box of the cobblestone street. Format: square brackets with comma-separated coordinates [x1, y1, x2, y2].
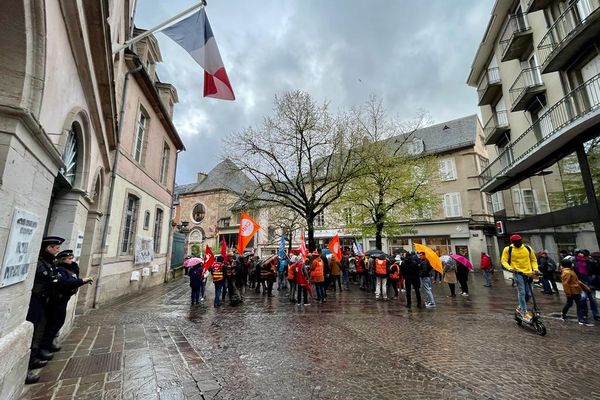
[21, 274, 600, 400]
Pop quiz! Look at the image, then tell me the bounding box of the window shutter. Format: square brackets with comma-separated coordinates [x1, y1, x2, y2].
[512, 189, 523, 215]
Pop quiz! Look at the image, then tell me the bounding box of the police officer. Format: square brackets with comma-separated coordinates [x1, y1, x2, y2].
[25, 236, 64, 384]
[39, 249, 91, 358]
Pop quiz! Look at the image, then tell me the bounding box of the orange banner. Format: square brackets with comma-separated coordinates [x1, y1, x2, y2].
[237, 212, 260, 254]
[328, 233, 342, 261]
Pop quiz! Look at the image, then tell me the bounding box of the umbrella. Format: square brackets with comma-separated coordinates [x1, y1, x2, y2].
[365, 249, 389, 259]
[450, 254, 473, 270]
[413, 243, 443, 274]
[184, 257, 203, 268]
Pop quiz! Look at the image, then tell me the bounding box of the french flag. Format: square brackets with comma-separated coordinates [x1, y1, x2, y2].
[162, 8, 235, 100]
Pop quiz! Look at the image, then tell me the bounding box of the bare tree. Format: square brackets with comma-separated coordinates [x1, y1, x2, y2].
[333, 95, 438, 250]
[229, 91, 364, 251]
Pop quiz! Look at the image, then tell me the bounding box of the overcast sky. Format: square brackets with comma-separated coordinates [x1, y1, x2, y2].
[136, 0, 494, 185]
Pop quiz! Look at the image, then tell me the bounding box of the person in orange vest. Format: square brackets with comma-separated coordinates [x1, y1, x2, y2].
[296, 258, 311, 306]
[388, 255, 402, 299]
[310, 251, 326, 303]
[374, 254, 389, 300]
[210, 255, 226, 308]
[329, 254, 342, 292]
[288, 255, 298, 302]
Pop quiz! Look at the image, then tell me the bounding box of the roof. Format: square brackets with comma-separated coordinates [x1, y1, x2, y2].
[386, 114, 480, 155]
[172, 183, 196, 204]
[187, 159, 255, 194]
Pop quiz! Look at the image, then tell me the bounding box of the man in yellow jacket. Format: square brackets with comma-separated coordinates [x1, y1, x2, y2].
[501, 234, 538, 321]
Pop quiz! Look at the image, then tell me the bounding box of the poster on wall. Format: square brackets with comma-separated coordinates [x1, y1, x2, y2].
[0, 209, 41, 288]
[74, 232, 84, 262]
[135, 236, 154, 264]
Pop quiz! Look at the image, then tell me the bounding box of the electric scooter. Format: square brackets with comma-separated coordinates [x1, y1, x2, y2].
[511, 271, 547, 336]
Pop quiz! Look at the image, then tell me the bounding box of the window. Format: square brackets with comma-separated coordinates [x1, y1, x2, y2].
[410, 206, 433, 221]
[315, 212, 325, 227]
[133, 108, 149, 163]
[442, 193, 462, 218]
[439, 158, 457, 181]
[192, 203, 206, 223]
[217, 217, 230, 228]
[61, 125, 78, 186]
[159, 142, 170, 184]
[512, 188, 538, 215]
[491, 192, 504, 213]
[267, 226, 276, 241]
[343, 208, 353, 225]
[143, 210, 151, 230]
[153, 208, 163, 253]
[121, 194, 139, 255]
[406, 138, 425, 155]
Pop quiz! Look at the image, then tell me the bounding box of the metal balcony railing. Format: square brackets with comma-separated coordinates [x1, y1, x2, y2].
[483, 110, 509, 139]
[477, 67, 501, 102]
[481, 73, 600, 188]
[509, 67, 543, 109]
[538, 0, 600, 68]
[499, 13, 531, 59]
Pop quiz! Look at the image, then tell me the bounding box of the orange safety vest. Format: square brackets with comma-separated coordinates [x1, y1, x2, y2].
[287, 262, 296, 280]
[310, 259, 324, 283]
[389, 264, 400, 280]
[211, 263, 224, 282]
[375, 259, 387, 275]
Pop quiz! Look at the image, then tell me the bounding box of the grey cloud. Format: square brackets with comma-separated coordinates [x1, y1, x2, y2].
[137, 0, 493, 184]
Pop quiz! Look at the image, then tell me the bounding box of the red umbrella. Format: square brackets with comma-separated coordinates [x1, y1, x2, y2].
[450, 254, 473, 270]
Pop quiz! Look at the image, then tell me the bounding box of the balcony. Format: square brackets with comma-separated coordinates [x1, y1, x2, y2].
[526, 0, 553, 13]
[477, 67, 502, 106]
[480, 73, 600, 193]
[483, 110, 510, 145]
[499, 13, 534, 62]
[538, 0, 600, 74]
[509, 67, 545, 111]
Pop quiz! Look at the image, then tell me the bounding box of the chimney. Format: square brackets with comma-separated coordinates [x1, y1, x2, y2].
[197, 172, 208, 184]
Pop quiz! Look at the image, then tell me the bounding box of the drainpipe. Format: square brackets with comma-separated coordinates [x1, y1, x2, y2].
[164, 149, 182, 283]
[93, 64, 142, 308]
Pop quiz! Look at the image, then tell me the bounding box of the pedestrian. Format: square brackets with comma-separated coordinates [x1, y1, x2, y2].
[40, 250, 91, 364]
[433, 250, 442, 283]
[329, 255, 342, 292]
[388, 256, 401, 299]
[537, 250, 559, 294]
[288, 255, 298, 302]
[188, 259, 205, 304]
[560, 257, 593, 326]
[310, 251, 326, 303]
[25, 236, 65, 384]
[321, 250, 330, 294]
[481, 252, 493, 287]
[209, 255, 226, 307]
[341, 251, 350, 290]
[356, 255, 367, 289]
[368, 256, 376, 293]
[456, 257, 470, 297]
[296, 258, 311, 306]
[501, 234, 538, 322]
[443, 256, 458, 297]
[400, 250, 421, 308]
[374, 254, 389, 301]
[575, 249, 600, 321]
[277, 255, 288, 291]
[419, 252, 436, 308]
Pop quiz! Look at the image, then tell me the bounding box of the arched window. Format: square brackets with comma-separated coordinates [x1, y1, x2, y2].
[192, 203, 206, 223]
[60, 125, 78, 186]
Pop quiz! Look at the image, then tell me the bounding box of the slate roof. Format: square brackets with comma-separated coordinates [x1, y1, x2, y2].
[172, 183, 196, 204]
[187, 159, 255, 195]
[386, 114, 480, 155]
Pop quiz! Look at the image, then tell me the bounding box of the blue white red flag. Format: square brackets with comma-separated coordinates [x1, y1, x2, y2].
[162, 9, 235, 100]
[278, 234, 286, 259]
[353, 240, 363, 256]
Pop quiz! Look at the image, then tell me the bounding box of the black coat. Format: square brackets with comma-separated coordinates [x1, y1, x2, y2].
[53, 262, 85, 301]
[188, 265, 204, 289]
[400, 257, 419, 280]
[32, 252, 57, 300]
[419, 259, 433, 278]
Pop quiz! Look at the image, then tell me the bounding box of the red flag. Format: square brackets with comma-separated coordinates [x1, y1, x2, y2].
[299, 232, 308, 261]
[328, 233, 342, 261]
[237, 212, 260, 254]
[220, 236, 227, 257]
[203, 245, 215, 271]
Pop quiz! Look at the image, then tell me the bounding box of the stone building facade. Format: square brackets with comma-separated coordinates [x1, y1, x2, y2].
[0, 0, 116, 397]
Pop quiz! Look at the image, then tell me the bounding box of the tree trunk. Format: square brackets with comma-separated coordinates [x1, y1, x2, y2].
[288, 231, 293, 252]
[307, 218, 316, 251]
[375, 221, 384, 250]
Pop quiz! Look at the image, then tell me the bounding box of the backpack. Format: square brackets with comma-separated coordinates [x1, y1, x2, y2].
[507, 245, 532, 267]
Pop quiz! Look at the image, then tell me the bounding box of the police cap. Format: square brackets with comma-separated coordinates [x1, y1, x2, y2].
[56, 249, 74, 259]
[41, 236, 65, 246]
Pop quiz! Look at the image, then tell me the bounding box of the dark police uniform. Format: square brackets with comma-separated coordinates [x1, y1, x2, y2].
[26, 236, 64, 368]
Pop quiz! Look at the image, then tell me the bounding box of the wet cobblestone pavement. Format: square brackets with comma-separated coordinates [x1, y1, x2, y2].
[21, 274, 600, 400]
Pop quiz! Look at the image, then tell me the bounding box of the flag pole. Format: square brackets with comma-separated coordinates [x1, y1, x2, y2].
[112, 0, 206, 54]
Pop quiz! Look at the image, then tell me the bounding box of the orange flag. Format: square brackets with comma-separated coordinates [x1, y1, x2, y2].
[328, 233, 342, 261]
[237, 212, 260, 254]
[299, 232, 308, 261]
